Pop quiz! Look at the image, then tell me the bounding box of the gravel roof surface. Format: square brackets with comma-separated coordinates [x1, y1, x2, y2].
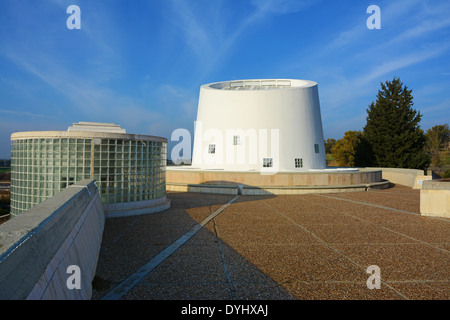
[92, 185, 449, 300]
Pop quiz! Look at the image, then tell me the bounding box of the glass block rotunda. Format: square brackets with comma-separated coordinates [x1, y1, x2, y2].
[10, 122, 170, 218]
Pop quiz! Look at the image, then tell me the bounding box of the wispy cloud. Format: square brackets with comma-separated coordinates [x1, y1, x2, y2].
[0, 0, 156, 130]
[389, 17, 450, 45]
[293, 0, 450, 115]
[0, 0, 448, 156]
[321, 0, 425, 54]
[167, 0, 320, 79]
[357, 45, 450, 85]
[3, 48, 164, 133]
[250, 0, 320, 15]
[0, 108, 57, 119]
[321, 44, 450, 114]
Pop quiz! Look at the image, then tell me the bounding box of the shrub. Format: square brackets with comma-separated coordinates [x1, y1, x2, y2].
[443, 169, 450, 178]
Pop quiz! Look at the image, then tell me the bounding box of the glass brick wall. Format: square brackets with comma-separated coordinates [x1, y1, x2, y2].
[10, 136, 167, 216]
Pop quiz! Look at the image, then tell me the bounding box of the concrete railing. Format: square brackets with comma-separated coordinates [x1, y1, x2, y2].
[0, 179, 104, 300]
[366, 167, 431, 189]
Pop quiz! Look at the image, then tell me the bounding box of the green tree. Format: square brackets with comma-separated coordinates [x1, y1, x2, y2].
[362, 77, 430, 170]
[324, 138, 337, 154]
[354, 133, 375, 167]
[331, 131, 362, 167]
[425, 124, 450, 167]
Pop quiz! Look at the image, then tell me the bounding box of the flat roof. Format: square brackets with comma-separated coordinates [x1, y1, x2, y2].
[68, 122, 127, 133]
[11, 131, 167, 143]
[11, 122, 167, 142]
[92, 185, 450, 300]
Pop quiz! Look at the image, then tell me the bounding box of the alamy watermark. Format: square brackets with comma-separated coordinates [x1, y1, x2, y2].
[366, 265, 381, 289]
[171, 121, 280, 174]
[66, 265, 81, 290]
[66, 5, 81, 30]
[66, 5, 380, 31]
[366, 5, 381, 30]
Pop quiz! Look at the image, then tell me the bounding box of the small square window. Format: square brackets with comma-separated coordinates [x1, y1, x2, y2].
[314, 144, 320, 154]
[233, 135, 241, 146]
[295, 158, 303, 168]
[208, 144, 216, 154]
[263, 158, 273, 167]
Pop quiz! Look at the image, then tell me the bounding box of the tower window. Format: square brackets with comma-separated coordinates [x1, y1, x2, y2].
[263, 158, 273, 167]
[233, 135, 241, 146]
[314, 144, 319, 154]
[295, 158, 303, 168]
[208, 144, 216, 154]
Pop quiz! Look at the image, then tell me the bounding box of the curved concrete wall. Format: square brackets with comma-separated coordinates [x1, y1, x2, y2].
[166, 167, 388, 195]
[192, 79, 326, 172]
[367, 167, 431, 189]
[0, 180, 104, 300]
[167, 168, 382, 187]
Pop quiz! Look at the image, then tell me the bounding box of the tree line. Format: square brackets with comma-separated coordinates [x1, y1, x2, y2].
[325, 77, 449, 175]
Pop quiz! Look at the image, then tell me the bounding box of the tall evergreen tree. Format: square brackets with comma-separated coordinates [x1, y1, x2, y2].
[363, 77, 430, 170]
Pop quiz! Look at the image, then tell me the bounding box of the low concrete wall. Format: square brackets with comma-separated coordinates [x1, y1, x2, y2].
[166, 167, 391, 195]
[367, 167, 431, 189]
[167, 183, 239, 195]
[420, 179, 450, 218]
[167, 180, 390, 196]
[0, 179, 104, 300]
[167, 167, 383, 187]
[104, 196, 171, 218]
[242, 180, 390, 195]
[167, 167, 436, 194]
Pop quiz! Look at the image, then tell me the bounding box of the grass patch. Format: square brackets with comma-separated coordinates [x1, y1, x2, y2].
[0, 167, 11, 173]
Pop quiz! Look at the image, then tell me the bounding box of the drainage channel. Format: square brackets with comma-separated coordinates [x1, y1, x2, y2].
[101, 195, 240, 300]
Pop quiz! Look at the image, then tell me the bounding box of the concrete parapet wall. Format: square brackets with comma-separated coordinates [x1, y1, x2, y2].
[167, 183, 238, 195]
[166, 168, 382, 187]
[367, 167, 431, 189]
[0, 179, 104, 300]
[420, 179, 450, 218]
[167, 180, 390, 196]
[104, 196, 171, 218]
[166, 167, 388, 195]
[242, 180, 389, 195]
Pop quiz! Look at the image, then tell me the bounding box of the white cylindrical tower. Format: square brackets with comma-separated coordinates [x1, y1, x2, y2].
[191, 79, 326, 172]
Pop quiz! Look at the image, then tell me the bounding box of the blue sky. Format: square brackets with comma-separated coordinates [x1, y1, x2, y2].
[1, 0, 450, 158]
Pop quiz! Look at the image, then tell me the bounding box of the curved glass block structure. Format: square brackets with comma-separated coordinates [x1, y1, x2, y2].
[10, 122, 169, 217]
